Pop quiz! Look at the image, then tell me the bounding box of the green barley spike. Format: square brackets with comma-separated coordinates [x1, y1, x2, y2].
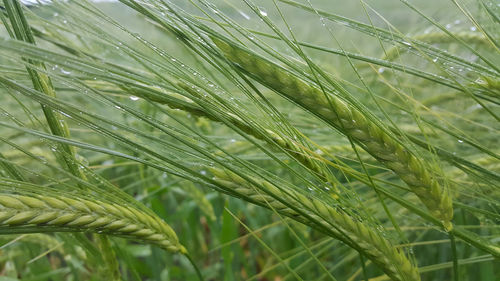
[178, 83, 339, 194]
[121, 82, 338, 192]
[383, 31, 494, 61]
[210, 168, 420, 281]
[0, 191, 187, 255]
[212, 36, 453, 230]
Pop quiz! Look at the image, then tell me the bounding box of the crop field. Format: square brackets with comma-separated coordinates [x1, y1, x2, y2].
[0, 0, 499, 280]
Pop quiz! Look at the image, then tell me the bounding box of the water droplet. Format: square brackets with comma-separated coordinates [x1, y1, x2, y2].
[239, 11, 250, 20]
[200, 170, 207, 175]
[60, 111, 71, 118]
[259, 8, 267, 17]
[60, 68, 71, 75]
[457, 139, 463, 143]
[454, 19, 461, 24]
[475, 78, 486, 84]
[445, 23, 452, 29]
[432, 57, 438, 62]
[378, 67, 385, 74]
[470, 26, 477, 31]
[129, 96, 139, 101]
[319, 17, 326, 26]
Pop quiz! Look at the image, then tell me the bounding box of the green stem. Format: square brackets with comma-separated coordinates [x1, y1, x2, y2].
[449, 233, 459, 281]
[359, 253, 368, 281]
[185, 253, 204, 281]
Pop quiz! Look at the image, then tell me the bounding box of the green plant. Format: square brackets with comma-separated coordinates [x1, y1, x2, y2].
[0, 0, 498, 280]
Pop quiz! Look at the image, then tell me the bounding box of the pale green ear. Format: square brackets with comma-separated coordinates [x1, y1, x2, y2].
[0, 184, 186, 254]
[210, 167, 420, 281]
[383, 32, 494, 61]
[211, 35, 453, 229]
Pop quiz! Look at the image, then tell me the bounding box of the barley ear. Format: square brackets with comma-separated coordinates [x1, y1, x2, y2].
[0, 192, 187, 255]
[211, 36, 454, 229]
[383, 32, 494, 61]
[177, 82, 339, 195]
[210, 168, 420, 281]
